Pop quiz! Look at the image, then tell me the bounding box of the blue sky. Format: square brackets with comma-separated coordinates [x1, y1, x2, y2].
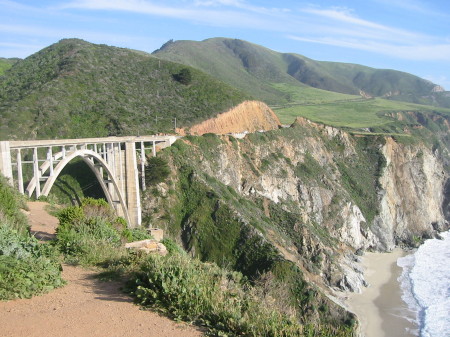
[1, 0, 449, 89]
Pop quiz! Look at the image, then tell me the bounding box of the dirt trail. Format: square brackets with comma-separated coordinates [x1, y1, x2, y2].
[0, 202, 203, 337]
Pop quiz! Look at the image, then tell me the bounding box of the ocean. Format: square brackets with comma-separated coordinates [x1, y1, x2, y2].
[397, 231, 450, 337]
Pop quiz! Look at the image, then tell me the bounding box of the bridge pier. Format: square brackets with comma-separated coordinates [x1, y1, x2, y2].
[125, 141, 141, 227]
[0, 141, 13, 184]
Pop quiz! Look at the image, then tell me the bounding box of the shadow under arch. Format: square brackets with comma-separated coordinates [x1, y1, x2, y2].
[29, 149, 130, 225]
[51, 158, 105, 206]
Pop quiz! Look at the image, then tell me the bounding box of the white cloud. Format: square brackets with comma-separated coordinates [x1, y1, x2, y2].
[300, 7, 429, 42]
[61, 0, 270, 28]
[288, 35, 450, 61]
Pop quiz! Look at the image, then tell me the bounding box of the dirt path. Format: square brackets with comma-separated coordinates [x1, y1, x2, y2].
[0, 202, 203, 337]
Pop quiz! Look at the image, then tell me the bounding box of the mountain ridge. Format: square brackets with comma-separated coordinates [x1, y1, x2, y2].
[153, 37, 446, 107]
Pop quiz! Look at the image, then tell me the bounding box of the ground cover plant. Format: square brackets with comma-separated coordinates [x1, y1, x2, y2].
[54, 197, 152, 266]
[132, 252, 354, 337]
[0, 174, 64, 300]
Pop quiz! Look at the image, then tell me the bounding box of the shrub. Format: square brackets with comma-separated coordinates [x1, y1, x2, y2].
[56, 206, 84, 228]
[0, 255, 64, 300]
[55, 200, 128, 265]
[56, 215, 124, 264]
[0, 174, 29, 234]
[0, 221, 64, 300]
[173, 68, 192, 85]
[132, 253, 305, 336]
[145, 157, 170, 186]
[121, 227, 153, 242]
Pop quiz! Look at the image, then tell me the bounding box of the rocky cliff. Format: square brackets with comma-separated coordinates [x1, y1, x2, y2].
[142, 110, 449, 330]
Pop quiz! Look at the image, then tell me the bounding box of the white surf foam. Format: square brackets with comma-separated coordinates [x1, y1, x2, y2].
[398, 231, 450, 337]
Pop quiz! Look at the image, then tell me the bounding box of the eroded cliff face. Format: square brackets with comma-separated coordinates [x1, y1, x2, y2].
[143, 114, 449, 312]
[141, 111, 449, 333]
[372, 137, 448, 250]
[182, 100, 281, 135]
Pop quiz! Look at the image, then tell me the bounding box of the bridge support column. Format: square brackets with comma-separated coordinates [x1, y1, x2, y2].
[125, 141, 141, 227]
[0, 141, 13, 184]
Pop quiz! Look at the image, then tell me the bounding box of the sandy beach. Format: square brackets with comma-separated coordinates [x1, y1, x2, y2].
[347, 249, 418, 337]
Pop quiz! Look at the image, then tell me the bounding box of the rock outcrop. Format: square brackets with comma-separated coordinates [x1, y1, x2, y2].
[372, 137, 447, 250]
[143, 112, 450, 316]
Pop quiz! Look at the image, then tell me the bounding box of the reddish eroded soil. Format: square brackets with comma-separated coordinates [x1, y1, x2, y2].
[185, 100, 281, 135]
[0, 202, 203, 337]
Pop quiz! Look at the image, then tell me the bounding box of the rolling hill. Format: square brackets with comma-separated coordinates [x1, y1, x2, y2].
[0, 39, 250, 140]
[153, 37, 450, 132]
[153, 38, 447, 107]
[2, 37, 449, 141]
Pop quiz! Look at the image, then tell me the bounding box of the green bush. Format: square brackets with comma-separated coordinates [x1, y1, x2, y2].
[121, 227, 153, 242]
[145, 157, 170, 186]
[56, 216, 123, 264]
[0, 174, 29, 234]
[173, 68, 192, 85]
[56, 206, 85, 228]
[133, 253, 305, 336]
[0, 255, 64, 300]
[0, 221, 64, 300]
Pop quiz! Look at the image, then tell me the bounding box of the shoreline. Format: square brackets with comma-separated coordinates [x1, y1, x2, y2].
[346, 248, 417, 337]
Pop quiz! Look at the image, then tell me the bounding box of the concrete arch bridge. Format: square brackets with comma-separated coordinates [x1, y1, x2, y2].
[0, 136, 177, 226]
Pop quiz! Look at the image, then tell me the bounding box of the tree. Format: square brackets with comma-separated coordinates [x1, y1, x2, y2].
[145, 157, 170, 186]
[173, 68, 192, 85]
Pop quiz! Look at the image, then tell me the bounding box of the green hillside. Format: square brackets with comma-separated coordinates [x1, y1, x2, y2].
[0, 39, 250, 140]
[153, 38, 443, 107]
[153, 38, 355, 105]
[0, 58, 20, 75]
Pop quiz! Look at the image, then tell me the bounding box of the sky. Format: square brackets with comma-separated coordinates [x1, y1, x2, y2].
[1, 0, 449, 89]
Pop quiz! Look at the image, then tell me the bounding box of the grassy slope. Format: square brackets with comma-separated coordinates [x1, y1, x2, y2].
[153, 37, 442, 106]
[275, 98, 450, 134]
[0, 39, 250, 140]
[144, 136, 356, 329]
[153, 38, 360, 105]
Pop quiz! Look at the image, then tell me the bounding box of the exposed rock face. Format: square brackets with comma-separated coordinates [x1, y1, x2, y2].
[185, 100, 281, 135]
[371, 138, 447, 250]
[432, 85, 445, 92]
[146, 115, 449, 297]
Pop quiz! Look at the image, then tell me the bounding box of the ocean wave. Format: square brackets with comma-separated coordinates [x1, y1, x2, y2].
[398, 231, 450, 337]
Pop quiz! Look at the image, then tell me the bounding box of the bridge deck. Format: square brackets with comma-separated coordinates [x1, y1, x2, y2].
[9, 135, 178, 149]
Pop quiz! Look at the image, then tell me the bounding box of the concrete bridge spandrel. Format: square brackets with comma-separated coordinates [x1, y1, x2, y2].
[0, 135, 178, 227]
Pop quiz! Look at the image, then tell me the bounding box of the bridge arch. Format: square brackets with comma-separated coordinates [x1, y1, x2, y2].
[38, 149, 130, 224]
[1, 136, 177, 227]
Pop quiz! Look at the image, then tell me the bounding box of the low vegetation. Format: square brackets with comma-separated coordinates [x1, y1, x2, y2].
[274, 97, 450, 133]
[54, 197, 151, 266]
[45, 192, 353, 335]
[0, 174, 64, 300]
